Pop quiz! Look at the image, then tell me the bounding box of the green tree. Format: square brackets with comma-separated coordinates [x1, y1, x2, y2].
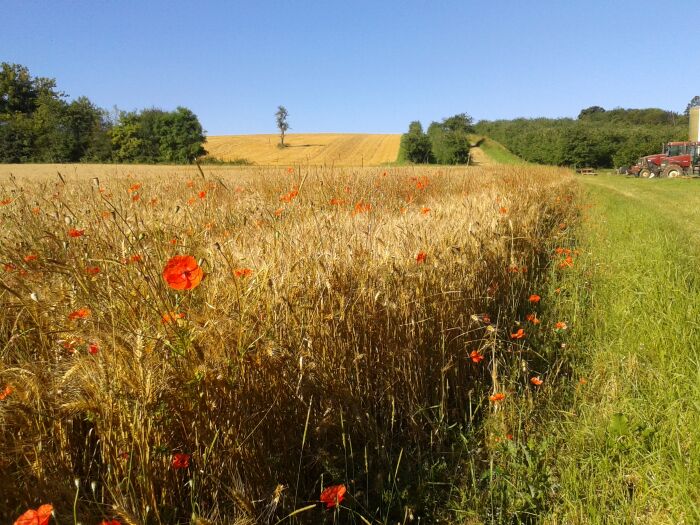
[401, 121, 433, 163]
[275, 105, 289, 147]
[685, 96, 700, 116]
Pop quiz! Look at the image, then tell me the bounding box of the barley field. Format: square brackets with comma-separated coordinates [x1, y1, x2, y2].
[0, 163, 575, 523]
[204, 133, 401, 166]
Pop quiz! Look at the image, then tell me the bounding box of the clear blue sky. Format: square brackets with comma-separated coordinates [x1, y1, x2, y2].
[3, 0, 698, 135]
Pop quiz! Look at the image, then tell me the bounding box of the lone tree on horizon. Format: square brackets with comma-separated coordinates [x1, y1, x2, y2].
[275, 105, 289, 147]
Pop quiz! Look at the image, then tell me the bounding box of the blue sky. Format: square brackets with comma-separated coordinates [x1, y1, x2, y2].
[3, 0, 698, 135]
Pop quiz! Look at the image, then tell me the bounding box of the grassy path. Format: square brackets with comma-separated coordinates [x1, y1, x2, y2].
[549, 176, 700, 523]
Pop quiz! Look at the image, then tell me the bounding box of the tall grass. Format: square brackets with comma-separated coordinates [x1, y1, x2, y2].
[0, 164, 574, 523]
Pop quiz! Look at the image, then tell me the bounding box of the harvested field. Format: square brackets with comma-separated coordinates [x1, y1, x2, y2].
[0, 164, 575, 523]
[204, 133, 401, 166]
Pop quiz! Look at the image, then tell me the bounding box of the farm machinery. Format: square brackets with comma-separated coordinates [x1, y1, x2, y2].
[629, 106, 700, 178]
[630, 141, 700, 178]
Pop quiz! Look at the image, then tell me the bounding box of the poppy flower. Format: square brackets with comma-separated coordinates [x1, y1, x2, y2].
[525, 313, 541, 325]
[68, 308, 91, 321]
[352, 201, 371, 215]
[0, 198, 12, 205]
[99, 521, 122, 525]
[162, 255, 204, 291]
[507, 265, 519, 273]
[499, 207, 508, 214]
[559, 256, 574, 269]
[287, 167, 294, 174]
[198, 191, 206, 199]
[421, 207, 431, 215]
[85, 266, 100, 275]
[0, 385, 13, 400]
[530, 376, 543, 386]
[4, 263, 17, 272]
[489, 392, 506, 402]
[469, 350, 484, 363]
[23, 254, 38, 262]
[162, 311, 185, 324]
[127, 183, 141, 193]
[31, 207, 40, 214]
[88, 343, 99, 355]
[416, 251, 427, 264]
[274, 208, 283, 217]
[319, 484, 346, 509]
[234, 268, 253, 278]
[329, 197, 346, 206]
[510, 328, 525, 340]
[528, 294, 541, 303]
[187, 197, 197, 206]
[129, 254, 143, 264]
[555, 321, 568, 330]
[131, 194, 141, 202]
[13, 504, 53, 525]
[280, 189, 299, 203]
[172, 452, 190, 469]
[68, 228, 85, 238]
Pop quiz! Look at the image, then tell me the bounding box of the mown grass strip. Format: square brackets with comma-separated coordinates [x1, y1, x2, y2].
[547, 176, 700, 523]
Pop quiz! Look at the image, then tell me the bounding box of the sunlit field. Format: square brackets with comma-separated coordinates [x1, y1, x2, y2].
[204, 133, 401, 166]
[0, 163, 575, 523]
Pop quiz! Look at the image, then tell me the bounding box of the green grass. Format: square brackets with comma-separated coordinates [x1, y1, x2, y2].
[546, 175, 700, 522]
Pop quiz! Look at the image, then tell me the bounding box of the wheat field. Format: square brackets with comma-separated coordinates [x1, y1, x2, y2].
[204, 133, 401, 166]
[0, 163, 575, 523]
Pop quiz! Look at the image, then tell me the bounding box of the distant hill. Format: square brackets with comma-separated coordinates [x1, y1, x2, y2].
[205, 133, 401, 166]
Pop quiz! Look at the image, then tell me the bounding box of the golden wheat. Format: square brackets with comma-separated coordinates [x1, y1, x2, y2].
[0, 163, 575, 523]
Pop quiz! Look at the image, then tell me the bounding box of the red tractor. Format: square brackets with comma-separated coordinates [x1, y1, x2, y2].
[630, 141, 700, 178]
[658, 141, 700, 178]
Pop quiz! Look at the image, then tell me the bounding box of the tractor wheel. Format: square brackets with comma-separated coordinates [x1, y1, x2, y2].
[639, 168, 652, 178]
[661, 164, 683, 178]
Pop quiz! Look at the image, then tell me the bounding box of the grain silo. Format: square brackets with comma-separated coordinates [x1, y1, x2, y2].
[691, 106, 700, 141]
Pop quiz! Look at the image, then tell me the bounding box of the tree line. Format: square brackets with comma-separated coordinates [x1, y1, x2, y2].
[475, 106, 694, 168]
[400, 113, 473, 164]
[0, 63, 205, 163]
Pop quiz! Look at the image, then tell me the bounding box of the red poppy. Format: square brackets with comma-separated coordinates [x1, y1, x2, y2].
[68, 308, 91, 321]
[0, 198, 12, 205]
[162, 311, 185, 324]
[99, 521, 122, 525]
[559, 256, 574, 269]
[68, 228, 85, 238]
[234, 268, 253, 278]
[129, 254, 142, 264]
[88, 343, 99, 355]
[84, 266, 100, 276]
[0, 385, 13, 400]
[525, 313, 541, 325]
[530, 376, 543, 386]
[198, 191, 206, 199]
[416, 251, 427, 264]
[23, 254, 38, 262]
[13, 504, 53, 525]
[287, 167, 294, 174]
[31, 207, 40, 214]
[489, 392, 506, 402]
[499, 207, 508, 214]
[162, 255, 203, 291]
[4, 263, 17, 272]
[510, 328, 525, 340]
[319, 484, 346, 509]
[187, 197, 197, 205]
[555, 321, 568, 330]
[172, 452, 190, 469]
[528, 294, 541, 303]
[421, 207, 431, 215]
[127, 183, 141, 193]
[352, 201, 371, 215]
[329, 197, 346, 206]
[469, 350, 484, 363]
[280, 189, 299, 203]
